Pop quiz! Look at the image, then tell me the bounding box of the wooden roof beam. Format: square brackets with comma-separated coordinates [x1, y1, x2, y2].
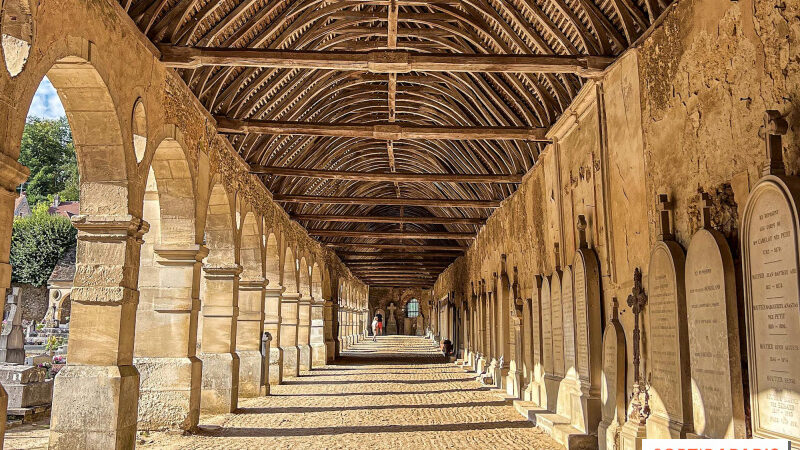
[273, 194, 500, 208]
[309, 230, 474, 240]
[327, 243, 465, 250]
[294, 214, 486, 224]
[338, 251, 461, 257]
[258, 167, 521, 184]
[160, 46, 612, 76]
[220, 118, 548, 141]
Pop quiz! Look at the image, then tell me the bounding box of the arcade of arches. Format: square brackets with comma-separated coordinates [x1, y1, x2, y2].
[0, 0, 800, 449]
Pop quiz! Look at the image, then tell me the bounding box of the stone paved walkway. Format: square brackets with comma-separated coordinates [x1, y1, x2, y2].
[6, 336, 561, 449]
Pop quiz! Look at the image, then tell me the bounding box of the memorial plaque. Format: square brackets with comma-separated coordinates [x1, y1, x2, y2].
[646, 239, 692, 438]
[743, 179, 800, 445]
[599, 300, 627, 450]
[551, 270, 565, 377]
[531, 275, 543, 370]
[687, 218, 745, 439]
[562, 266, 576, 374]
[541, 276, 553, 375]
[574, 240, 603, 387]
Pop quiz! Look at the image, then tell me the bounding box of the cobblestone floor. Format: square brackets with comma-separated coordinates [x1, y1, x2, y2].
[6, 335, 561, 450]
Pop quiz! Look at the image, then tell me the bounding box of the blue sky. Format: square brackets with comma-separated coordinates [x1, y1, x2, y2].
[27, 76, 66, 119]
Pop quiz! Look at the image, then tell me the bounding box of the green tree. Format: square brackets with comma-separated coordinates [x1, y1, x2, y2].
[18, 117, 78, 205]
[10, 205, 77, 286]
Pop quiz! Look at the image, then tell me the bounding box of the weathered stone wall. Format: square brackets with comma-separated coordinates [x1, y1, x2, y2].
[369, 287, 431, 334]
[11, 283, 48, 322]
[432, 0, 799, 403]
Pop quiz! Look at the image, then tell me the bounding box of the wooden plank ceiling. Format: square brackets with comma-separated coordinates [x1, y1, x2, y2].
[124, 0, 668, 288]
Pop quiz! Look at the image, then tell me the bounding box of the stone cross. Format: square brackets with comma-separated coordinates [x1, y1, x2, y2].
[656, 193, 673, 241]
[387, 303, 397, 320]
[700, 192, 713, 229]
[626, 267, 647, 385]
[763, 109, 788, 176]
[626, 268, 650, 422]
[577, 215, 588, 248]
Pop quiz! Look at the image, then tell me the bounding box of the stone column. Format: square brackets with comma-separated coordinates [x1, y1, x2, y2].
[333, 303, 341, 357]
[237, 277, 266, 397]
[199, 264, 241, 413]
[297, 294, 312, 371]
[134, 245, 206, 431]
[323, 299, 335, 363]
[50, 215, 148, 449]
[0, 154, 26, 447]
[280, 290, 301, 377]
[311, 297, 326, 366]
[263, 284, 283, 385]
[346, 308, 354, 345]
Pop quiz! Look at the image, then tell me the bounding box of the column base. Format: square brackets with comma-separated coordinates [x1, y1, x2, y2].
[281, 345, 300, 378]
[135, 356, 201, 431]
[199, 352, 239, 414]
[237, 350, 265, 398]
[49, 365, 139, 450]
[311, 343, 327, 367]
[298, 344, 311, 371]
[268, 347, 283, 385]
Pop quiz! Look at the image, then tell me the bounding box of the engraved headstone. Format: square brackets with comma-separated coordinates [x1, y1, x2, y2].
[599, 299, 627, 450]
[386, 303, 398, 335]
[646, 194, 692, 438]
[551, 250, 565, 378]
[686, 193, 745, 439]
[562, 265, 576, 375]
[741, 111, 800, 447]
[541, 275, 554, 409]
[0, 287, 25, 364]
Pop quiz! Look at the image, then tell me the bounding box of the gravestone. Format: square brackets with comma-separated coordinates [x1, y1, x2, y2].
[524, 275, 544, 404]
[386, 303, 398, 335]
[686, 193, 745, 439]
[741, 111, 800, 447]
[0, 364, 53, 413]
[415, 314, 424, 336]
[646, 194, 692, 438]
[572, 216, 603, 433]
[551, 258, 565, 379]
[541, 275, 554, 409]
[598, 299, 627, 450]
[562, 266, 576, 376]
[0, 287, 25, 364]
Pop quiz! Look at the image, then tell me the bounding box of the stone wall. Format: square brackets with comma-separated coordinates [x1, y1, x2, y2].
[432, 0, 800, 413]
[369, 288, 431, 335]
[11, 283, 48, 322]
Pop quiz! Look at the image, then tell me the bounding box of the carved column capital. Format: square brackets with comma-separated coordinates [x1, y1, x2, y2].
[154, 244, 209, 264]
[0, 152, 29, 192]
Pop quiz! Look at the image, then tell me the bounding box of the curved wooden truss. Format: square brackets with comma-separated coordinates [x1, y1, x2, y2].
[124, 0, 668, 287]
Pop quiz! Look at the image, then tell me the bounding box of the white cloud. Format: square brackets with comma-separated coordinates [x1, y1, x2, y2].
[27, 76, 66, 119]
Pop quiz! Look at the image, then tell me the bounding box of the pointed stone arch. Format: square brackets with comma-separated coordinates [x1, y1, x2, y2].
[237, 206, 267, 397]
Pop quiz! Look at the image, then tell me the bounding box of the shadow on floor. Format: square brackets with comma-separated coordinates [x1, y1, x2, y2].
[237, 400, 511, 414]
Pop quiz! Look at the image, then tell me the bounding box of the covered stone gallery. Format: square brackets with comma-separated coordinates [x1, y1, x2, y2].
[0, 0, 798, 449]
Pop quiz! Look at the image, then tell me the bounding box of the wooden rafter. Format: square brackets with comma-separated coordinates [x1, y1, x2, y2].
[308, 230, 475, 240]
[218, 118, 549, 141]
[273, 194, 501, 208]
[160, 46, 613, 76]
[327, 243, 465, 250]
[294, 214, 485, 224]
[256, 167, 521, 184]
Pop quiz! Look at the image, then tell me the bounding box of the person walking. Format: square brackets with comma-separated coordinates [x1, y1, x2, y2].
[371, 317, 379, 342]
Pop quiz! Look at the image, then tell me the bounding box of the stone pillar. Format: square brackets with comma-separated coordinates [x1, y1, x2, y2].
[333, 303, 341, 358]
[49, 215, 148, 449]
[0, 154, 28, 447]
[311, 298, 326, 366]
[134, 245, 205, 431]
[199, 264, 240, 413]
[323, 299, 335, 363]
[263, 285, 283, 385]
[346, 308, 354, 345]
[237, 277, 266, 397]
[280, 291, 301, 377]
[297, 294, 312, 371]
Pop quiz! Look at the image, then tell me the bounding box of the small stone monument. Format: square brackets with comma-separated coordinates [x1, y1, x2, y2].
[0, 287, 25, 364]
[386, 303, 398, 335]
[599, 298, 627, 450]
[415, 313, 424, 336]
[0, 364, 53, 420]
[620, 268, 649, 450]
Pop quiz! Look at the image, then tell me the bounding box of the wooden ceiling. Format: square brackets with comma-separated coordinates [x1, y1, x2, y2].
[124, 0, 668, 288]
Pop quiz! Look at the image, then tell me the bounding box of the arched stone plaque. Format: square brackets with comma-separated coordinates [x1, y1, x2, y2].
[645, 194, 692, 439]
[741, 112, 800, 447]
[686, 194, 745, 439]
[541, 276, 553, 376]
[551, 269, 565, 378]
[599, 300, 627, 450]
[562, 265, 576, 375]
[573, 232, 602, 388]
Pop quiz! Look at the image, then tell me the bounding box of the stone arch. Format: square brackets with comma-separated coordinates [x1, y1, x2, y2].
[37, 54, 131, 215]
[133, 126, 200, 431]
[264, 232, 281, 287]
[131, 98, 147, 163]
[282, 245, 297, 293]
[204, 180, 237, 266]
[311, 262, 322, 299]
[298, 255, 311, 298]
[238, 207, 263, 282]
